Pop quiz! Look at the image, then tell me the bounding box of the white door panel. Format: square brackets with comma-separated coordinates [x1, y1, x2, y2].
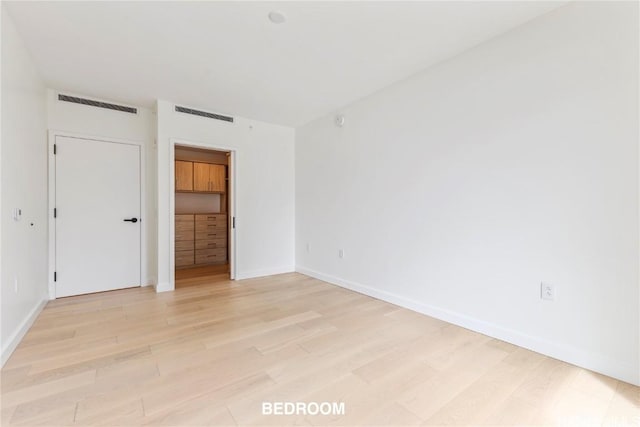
[55, 136, 141, 298]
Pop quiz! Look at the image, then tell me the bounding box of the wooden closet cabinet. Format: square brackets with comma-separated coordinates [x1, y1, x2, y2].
[193, 163, 225, 193]
[175, 161, 193, 191]
[175, 213, 227, 268]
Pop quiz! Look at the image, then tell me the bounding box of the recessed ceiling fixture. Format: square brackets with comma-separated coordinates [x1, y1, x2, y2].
[268, 11, 286, 24]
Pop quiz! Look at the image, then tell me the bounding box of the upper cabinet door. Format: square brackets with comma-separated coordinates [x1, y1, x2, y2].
[193, 162, 210, 192]
[209, 164, 226, 192]
[191, 162, 226, 192]
[175, 161, 193, 191]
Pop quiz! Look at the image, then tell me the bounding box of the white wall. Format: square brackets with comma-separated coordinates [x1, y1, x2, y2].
[1, 7, 49, 365]
[296, 2, 639, 385]
[156, 100, 295, 290]
[46, 89, 157, 286]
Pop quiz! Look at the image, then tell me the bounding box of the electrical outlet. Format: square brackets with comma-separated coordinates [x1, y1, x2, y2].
[14, 276, 18, 293]
[541, 282, 555, 301]
[338, 249, 344, 259]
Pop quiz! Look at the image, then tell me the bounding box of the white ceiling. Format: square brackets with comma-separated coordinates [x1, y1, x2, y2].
[5, 1, 564, 127]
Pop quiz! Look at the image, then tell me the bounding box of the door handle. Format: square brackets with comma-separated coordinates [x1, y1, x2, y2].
[123, 218, 138, 223]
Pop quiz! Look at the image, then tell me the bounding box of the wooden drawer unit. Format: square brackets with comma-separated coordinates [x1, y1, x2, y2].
[195, 248, 227, 265]
[176, 213, 228, 268]
[175, 250, 195, 267]
[195, 238, 227, 250]
[195, 229, 227, 240]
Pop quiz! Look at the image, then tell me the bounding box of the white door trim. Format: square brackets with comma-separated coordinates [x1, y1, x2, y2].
[47, 130, 147, 300]
[169, 138, 237, 291]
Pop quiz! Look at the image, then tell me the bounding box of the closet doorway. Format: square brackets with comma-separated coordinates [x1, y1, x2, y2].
[173, 144, 234, 288]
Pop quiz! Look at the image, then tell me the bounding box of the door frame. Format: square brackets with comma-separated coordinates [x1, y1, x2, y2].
[169, 138, 237, 288]
[47, 130, 146, 300]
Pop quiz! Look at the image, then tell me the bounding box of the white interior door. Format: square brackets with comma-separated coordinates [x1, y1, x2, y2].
[55, 136, 141, 298]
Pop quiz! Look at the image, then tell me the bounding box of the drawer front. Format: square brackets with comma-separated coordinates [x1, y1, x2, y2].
[176, 220, 194, 242]
[175, 250, 194, 267]
[176, 228, 194, 241]
[195, 220, 227, 232]
[195, 238, 226, 250]
[195, 248, 227, 264]
[176, 240, 194, 251]
[195, 229, 227, 240]
[195, 214, 227, 222]
[176, 221, 195, 232]
[175, 214, 194, 222]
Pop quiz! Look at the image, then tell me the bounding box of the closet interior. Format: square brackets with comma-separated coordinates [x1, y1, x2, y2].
[174, 145, 230, 286]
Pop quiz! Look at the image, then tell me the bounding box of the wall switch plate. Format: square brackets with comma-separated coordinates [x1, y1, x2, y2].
[14, 276, 18, 293]
[541, 282, 555, 301]
[338, 249, 344, 259]
[12, 208, 22, 221]
[306, 243, 310, 253]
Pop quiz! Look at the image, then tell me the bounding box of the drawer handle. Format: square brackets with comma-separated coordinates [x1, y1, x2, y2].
[208, 255, 217, 258]
[208, 243, 216, 247]
[208, 233, 217, 236]
[208, 224, 217, 227]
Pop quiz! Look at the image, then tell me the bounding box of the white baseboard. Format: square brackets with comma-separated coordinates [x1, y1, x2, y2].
[296, 265, 639, 386]
[154, 281, 173, 293]
[142, 277, 157, 287]
[236, 266, 295, 280]
[1, 298, 48, 368]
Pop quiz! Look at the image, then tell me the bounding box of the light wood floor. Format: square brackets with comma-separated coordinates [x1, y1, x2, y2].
[1, 273, 637, 426]
[175, 264, 230, 288]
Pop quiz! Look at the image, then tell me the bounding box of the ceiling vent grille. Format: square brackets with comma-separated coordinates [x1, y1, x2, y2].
[175, 105, 234, 123]
[58, 94, 137, 114]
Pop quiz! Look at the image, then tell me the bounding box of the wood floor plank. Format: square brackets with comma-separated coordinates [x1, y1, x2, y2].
[142, 401, 236, 426]
[1, 370, 96, 409]
[9, 397, 78, 426]
[5, 337, 119, 373]
[603, 381, 640, 426]
[362, 401, 423, 426]
[76, 396, 144, 426]
[423, 348, 545, 425]
[397, 339, 512, 420]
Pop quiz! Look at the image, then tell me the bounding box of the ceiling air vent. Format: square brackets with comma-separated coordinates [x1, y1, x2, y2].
[175, 105, 234, 123]
[58, 94, 137, 114]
